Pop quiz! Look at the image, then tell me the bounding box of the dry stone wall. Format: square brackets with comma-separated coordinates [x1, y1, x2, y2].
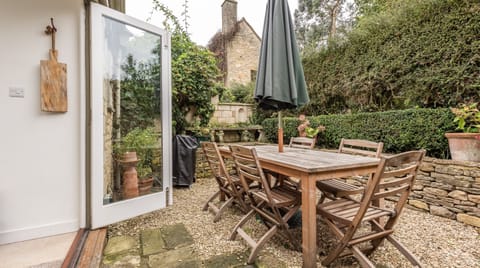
[409, 157, 480, 228]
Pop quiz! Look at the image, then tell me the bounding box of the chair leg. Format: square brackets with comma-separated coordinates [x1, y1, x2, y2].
[322, 242, 348, 267]
[213, 196, 234, 223]
[247, 225, 278, 264]
[277, 206, 301, 250]
[386, 235, 423, 267]
[203, 190, 220, 211]
[234, 188, 250, 213]
[351, 245, 376, 268]
[317, 193, 326, 205]
[229, 209, 256, 240]
[238, 198, 249, 213]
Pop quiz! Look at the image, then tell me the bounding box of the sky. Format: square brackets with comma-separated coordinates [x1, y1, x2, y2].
[126, 0, 299, 46]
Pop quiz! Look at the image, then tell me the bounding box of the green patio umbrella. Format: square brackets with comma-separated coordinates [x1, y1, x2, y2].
[254, 0, 309, 152]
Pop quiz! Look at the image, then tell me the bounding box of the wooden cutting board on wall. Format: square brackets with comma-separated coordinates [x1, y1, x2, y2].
[40, 49, 67, 112]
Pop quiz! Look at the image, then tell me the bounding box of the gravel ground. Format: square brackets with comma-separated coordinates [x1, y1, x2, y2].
[108, 173, 480, 267]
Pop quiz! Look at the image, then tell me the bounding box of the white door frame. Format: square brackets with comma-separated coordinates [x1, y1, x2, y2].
[89, 2, 172, 229]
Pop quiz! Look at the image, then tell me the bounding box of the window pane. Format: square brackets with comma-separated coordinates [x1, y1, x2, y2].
[102, 16, 163, 204]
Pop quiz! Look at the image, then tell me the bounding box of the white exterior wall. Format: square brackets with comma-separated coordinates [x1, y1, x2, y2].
[0, 0, 84, 244]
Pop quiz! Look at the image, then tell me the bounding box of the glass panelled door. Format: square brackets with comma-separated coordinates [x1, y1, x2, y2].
[90, 3, 172, 228]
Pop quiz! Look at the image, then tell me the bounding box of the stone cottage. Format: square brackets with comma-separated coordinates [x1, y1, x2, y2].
[208, 0, 261, 88]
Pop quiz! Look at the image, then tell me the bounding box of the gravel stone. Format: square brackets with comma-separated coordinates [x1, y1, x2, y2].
[108, 173, 480, 267]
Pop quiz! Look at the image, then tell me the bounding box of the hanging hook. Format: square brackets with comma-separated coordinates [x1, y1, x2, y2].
[44, 18, 57, 51]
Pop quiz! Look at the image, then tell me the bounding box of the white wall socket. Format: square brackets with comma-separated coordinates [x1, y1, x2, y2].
[9, 87, 24, 98]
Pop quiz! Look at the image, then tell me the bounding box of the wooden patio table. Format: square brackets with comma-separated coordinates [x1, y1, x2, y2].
[219, 144, 380, 268]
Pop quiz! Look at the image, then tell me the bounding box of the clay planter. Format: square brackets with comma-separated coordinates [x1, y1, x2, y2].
[138, 177, 154, 195]
[118, 152, 140, 199]
[122, 166, 139, 198]
[445, 133, 480, 162]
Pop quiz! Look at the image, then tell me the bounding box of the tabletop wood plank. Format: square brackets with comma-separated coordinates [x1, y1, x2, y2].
[220, 145, 379, 173]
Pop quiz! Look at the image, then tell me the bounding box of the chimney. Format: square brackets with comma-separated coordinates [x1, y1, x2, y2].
[222, 0, 237, 34]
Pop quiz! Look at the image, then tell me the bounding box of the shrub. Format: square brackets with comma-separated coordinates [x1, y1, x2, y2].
[261, 108, 456, 158]
[301, 0, 480, 115]
[220, 82, 255, 104]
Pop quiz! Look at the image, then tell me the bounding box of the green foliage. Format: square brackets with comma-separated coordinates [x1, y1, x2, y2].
[295, 0, 356, 52]
[262, 108, 456, 158]
[115, 127, 158, 178]
[172, 38, 222, 132]
[120, 55, 157, 134]
[305, 126, 321, 138]
[152, 1, 224, 135]
[301, 0, 480, 115]
[354, 0, 397, 18]
[220, 82, 255, 103]
[451, 102, 480, 133]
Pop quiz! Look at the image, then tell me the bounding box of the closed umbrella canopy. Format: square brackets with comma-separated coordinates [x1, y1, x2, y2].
[254, 0, 309, 151]
[255, 0, 309, 110]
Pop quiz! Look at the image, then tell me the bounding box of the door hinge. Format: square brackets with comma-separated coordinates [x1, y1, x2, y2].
[166, 186, 170, 205]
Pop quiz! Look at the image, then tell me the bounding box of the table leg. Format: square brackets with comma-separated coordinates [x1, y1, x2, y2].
[301, 176, 317, 268]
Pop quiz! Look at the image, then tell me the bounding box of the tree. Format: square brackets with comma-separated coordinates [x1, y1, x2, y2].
[354, 0, 395, 18]
[152, 1, 224, 134]
[294, 0, 356, 52]
[119, 55, 157, 134]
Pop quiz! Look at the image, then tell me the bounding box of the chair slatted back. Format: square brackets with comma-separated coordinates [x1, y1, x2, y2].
[338, 138, 384, 158]
[317, 150, 426, 267]
[354, 150, 425, 226]
[202, 142, 227, 185]
[230, 145, 272, 202]
[201, 142, 250, 221]
[371, 150, 425, 228]
[289, 136, 316, 149]
[201, 142, 241, 196]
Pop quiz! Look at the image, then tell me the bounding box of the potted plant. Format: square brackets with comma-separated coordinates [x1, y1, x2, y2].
[137, 165, 154, 195]
[297, 114, 326, 139]
[445, 102, 480, 162]
[189, 122, 211, 142]
[115, 127, 158, 195]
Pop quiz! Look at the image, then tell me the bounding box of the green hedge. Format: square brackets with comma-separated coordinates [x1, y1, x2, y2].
[261, 108, 456, 158]
[301, 0, 480, 115]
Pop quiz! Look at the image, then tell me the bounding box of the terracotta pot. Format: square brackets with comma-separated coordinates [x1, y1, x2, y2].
[117, 151, 140, 166]
[122, 166, 139, 198]
[445, 133, 480, 162]
[138, 177, 154, 195]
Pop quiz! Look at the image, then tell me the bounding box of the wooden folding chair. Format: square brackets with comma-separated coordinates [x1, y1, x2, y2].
[289, 136, 316, 149]
[228, 145, 301, 264]
[316, 139, 384, 202]
[317, 150, 425, 267]
[201, 142, 249, 222]
[275, 136, 317, 190]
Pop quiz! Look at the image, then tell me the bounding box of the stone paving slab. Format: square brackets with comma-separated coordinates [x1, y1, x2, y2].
[148, 245, 200, 268]
[203, 251, 248, 268]
[160, 223, 194, 249]
[103, 236, 138, 256]
[103, 223, 287, 268]
[102, 235, 141, 267]
[141, 229, 166, 256]
[103, 254, 142, 267]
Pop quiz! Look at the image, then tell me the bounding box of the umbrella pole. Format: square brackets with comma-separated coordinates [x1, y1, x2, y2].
[278, 111, 284, 152]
